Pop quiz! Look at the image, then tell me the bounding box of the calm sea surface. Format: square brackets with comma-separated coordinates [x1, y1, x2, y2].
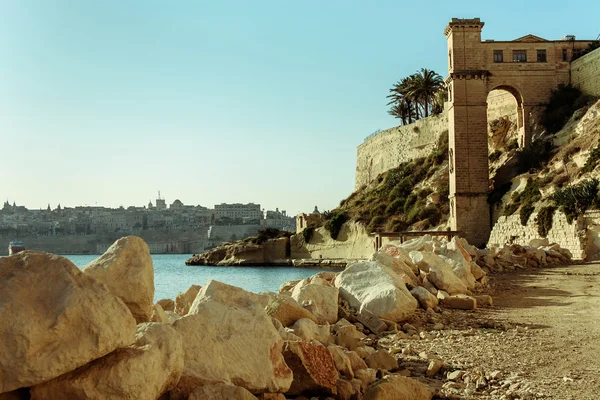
[66, 254, 334, 301]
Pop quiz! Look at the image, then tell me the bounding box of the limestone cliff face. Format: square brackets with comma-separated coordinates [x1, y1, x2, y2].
[291, 221, 374, 260]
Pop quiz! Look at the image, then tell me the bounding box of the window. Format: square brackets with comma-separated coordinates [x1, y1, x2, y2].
[493, 50, 503, 63]
[562, 49, 568, 61]
[513, 50, 527, 62]
[537, 49, 547, 62]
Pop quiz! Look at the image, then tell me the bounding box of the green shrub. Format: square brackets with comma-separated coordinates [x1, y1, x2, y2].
[552, 174, 569, 188]
[302, 226, 315, 243]
[323, 211, 349, 240]
[370, 203, 387, 218]
[389, 218, 409, 232]
[541, 84, 583, 133]
[403, 194, 418, 214]
[517, 140, 554, 173]
[503, 202, 519, 216]
[489, 150, 502, 162]
[553, 179, 599, 223]
[386, 198, 405, 216]
[536, 206, 557, 237]
[419, 206, 442, 226]
[488, 182, 512, 205]
[368, 216, 386, 232]
[520, 203, 535, 226]
[581, 143, 600, 175]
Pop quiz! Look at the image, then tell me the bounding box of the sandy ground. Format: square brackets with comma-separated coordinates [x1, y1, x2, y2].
[379, 262, 600, 399]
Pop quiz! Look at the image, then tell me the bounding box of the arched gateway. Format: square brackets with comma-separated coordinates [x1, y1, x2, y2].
[444, 18, 593, 246]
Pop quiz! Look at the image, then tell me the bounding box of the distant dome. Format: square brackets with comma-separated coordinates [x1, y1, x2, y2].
[171, 199, 184, 208]
[312, 206, 320, 215]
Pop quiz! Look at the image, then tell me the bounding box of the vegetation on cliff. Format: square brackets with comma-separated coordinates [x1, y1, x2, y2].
[321, 130, 449, 235]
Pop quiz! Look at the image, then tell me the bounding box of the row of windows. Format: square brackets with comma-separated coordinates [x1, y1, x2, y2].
[492, 49, 571, 63]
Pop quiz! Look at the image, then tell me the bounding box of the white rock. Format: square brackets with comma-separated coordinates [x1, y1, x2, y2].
[82, 236, 154, 323]
[171, 283, 292, 398]
[363, 375, 433, 400]
[335, 261, 418, 322]
[175, 284, 202, 315]
[290, 318, 333, 345]
[371, 251, 420, 287]
[265, 293, 318, 326]
[31, 323, 184, 400]
[410, 286, 439, 309]
[0, 251, 137, 394]
[291, 283, 339, 324]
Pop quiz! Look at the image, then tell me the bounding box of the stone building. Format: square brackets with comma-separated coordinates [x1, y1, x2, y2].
[214, 203, 262, 222]
[296, 206, 322, 234]
[444, 18, 594, 245]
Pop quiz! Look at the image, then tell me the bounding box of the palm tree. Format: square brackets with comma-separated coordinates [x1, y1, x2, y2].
[387, 68, 444, 122]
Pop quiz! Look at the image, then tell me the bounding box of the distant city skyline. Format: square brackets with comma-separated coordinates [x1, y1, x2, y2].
[2, 1, 599, 215]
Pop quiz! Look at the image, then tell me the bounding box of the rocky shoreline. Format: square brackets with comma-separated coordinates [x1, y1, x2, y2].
[0, 234, 572, 399]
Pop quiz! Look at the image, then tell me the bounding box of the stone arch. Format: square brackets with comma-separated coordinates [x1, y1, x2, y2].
[486, 85, 528, 150]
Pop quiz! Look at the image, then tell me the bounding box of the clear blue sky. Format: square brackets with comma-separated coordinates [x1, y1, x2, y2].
[2, 1, 598, 214]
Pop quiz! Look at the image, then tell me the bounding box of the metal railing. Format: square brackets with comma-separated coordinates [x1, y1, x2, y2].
[363, 129, 382, 142]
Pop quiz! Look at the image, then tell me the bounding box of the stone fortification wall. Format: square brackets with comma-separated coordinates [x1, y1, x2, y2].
[208, 225, 261, 241]
[584, 210, 600, 260]
[487, 90, 518, 121]
[572, 47, 600, 96]
[355, 111, 448, 190]
[488, 210, 594, 260]
[4, 229, 210, 255]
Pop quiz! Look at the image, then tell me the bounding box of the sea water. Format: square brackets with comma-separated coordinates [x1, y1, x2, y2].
[66, 254, 335, 301]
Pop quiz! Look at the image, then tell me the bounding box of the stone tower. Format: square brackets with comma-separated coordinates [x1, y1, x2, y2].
[444, 18, 491, 246]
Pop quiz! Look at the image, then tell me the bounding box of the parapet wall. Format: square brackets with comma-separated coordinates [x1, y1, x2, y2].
[488, 210, 600, 260]
[572, 47, 600, 97]
[355, 111, 448, 190]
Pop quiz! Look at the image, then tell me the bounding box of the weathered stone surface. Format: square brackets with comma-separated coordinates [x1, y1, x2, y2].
[371, 251, 420, 287]
[189, 280, 266, 314]
[0, 251, 136, 394]
[410, 286, 439, 309]
[283, 340, 339, 396]
[426, 359, 444, 377]
[290, 318, 332, 345]
[474, 295, 493, 307]
[336, 378, 355, 400]
[172, 287, 292, 398]
[363, 375, 433, 400]
[175, 284, 202, 315]
[188, 384, 258, 400]
[327, 345, 354, 378]
[421, 253, 468, 295]
[356, 309, 388, 334]
[157, 298, 175, 312]
[31, 323, 184, 400]
[265, 293, 318, 326]
[335, 261, 418, 322]
[150, 303, 168, 323]
[82, 236, 154, 323]
[345, 351, 368, 373]
[354, 346, 376, 359]
[442, 294, 477, 310]
[354, 368, 377, 391]
[291, 283, 339, 324]
[165, 311, 181, 324]
[365, 350, 397, 371]
[279, 280, 300, 294]
[380, 244, 419, 273]
[334, 324, 367, 351]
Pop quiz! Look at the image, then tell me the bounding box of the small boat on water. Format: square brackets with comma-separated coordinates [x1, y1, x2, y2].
[8, 241, 25, 255]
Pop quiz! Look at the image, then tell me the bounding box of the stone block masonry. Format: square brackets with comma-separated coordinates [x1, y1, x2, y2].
[355, 111, 448, 190]
[488, 210, 595, 260]
[572, 47, 600, 97]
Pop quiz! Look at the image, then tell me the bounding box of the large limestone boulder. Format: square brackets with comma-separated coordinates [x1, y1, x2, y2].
[334, 261, 418, 322]
[410, 286, 438, 309]
[175, 284, 202, 315]
[171, 283, 293, 398]
[31, 323, 184, 400]
[82, 236, 154, 323]
[291, 283, 339, 324]
[188, 384, 257, 400]
[413, 252, 467, 295]
[380, 244, 418, 273]
[265, 293, 318, 326]
[371, 251, 420, 287]
[189, 280, 267, 314]
[0, 251, 136, 393]
[363, 375, 433, 400]
[282, 340, 339, 396]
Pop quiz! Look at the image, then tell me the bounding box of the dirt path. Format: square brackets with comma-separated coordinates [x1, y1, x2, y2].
[381, 262, 600, 399]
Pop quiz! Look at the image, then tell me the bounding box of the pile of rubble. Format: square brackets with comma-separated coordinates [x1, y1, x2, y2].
[0, 234, 573, 400]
